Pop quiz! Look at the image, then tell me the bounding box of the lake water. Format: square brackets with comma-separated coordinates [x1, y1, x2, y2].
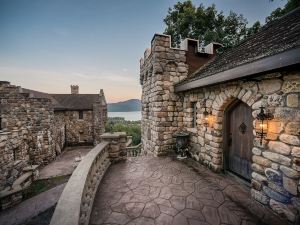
[108, 111, 141, 121]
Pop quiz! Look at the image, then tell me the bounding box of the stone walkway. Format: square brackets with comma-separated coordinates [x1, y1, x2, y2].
[0, 183, 65, 225]
[39, 146, 92, 179]
[90, 156, 287, 225]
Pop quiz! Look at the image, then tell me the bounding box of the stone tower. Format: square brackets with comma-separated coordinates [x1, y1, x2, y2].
[140, 34, 220, 156]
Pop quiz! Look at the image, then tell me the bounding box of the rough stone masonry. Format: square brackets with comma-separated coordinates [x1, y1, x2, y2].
[140, 31, 300, 224]
[0, 81, 107, 209]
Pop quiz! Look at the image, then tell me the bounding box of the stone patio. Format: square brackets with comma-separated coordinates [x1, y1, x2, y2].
[38, 146, 92, 179]
[89, 156, 287, 225]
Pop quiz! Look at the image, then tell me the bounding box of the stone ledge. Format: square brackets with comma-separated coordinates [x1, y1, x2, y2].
[100, 132, 126, 138]
[22, 165, 39, 172]
[0, 185, 22, 199]
[49, 141, 111, 225]
[12, 172, 32, 189]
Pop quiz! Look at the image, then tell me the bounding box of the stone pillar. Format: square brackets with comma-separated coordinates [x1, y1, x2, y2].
[100, 132, 127, 162]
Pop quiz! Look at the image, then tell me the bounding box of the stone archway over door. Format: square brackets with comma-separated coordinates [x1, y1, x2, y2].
[225, 100, 254, 181]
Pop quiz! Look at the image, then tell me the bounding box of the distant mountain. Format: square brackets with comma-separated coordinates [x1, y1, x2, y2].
[108, 99, 141, 112]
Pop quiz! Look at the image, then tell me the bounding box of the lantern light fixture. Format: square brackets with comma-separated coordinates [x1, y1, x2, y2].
[202, 100, 211, 127]
[255, 106, 273, 144]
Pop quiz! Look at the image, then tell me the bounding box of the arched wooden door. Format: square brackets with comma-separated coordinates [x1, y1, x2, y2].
[225, 100, 254, 181]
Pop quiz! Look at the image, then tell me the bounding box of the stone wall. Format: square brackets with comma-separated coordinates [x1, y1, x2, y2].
[92, 90, 107, 145]
[0, 129, 29, 191]
[53, 113, 66, 155]
[180, 71, 300, 222]
[0, 81, 107, 199]
[140, 34, 189, 156]
[100, 132, 127, 162]
[55, 111, 93, 146]
[140, 34, 300, 223]
[52, 95, 107, 147]
[0, 82, 59, 192]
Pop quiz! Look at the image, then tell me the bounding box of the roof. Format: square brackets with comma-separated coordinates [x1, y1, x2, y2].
[50, 94, 101, 110]
[175, 7, 300, 91]
[21, 88, 106, 111]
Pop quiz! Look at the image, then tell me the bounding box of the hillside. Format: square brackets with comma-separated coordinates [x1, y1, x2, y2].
[108, 99, 141, 112]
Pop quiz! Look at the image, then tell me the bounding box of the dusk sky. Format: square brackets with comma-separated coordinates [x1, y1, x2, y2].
[0, 0, 286, 103]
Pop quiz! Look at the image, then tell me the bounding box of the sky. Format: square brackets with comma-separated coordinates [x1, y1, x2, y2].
[0, 0, 286, 103]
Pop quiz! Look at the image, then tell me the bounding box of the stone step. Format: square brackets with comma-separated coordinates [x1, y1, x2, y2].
[22, 165, 39, 172]
[12, 172, 33, 189]
[0, 185, 22, 199]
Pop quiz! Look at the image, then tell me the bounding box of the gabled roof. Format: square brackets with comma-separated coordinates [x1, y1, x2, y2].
[175, 7, 300, 91]
[21, 88, 106, 111]
[50, 94, 101, 110]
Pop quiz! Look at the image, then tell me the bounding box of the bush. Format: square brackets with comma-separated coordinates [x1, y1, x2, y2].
[105, 121, 141, 145]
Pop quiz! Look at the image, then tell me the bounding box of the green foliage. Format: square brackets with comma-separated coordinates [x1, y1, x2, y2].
[163, 1, 248, 51]
[164, 0, 300, 51]
[106, 121, 141, 145]
[266, 0, 300, 23]
[245, 21, 262, 38]
[23, 175, 70, 200]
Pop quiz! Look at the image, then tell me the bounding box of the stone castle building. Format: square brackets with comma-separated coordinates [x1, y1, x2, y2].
[140, 8, 300, 223]
[0, 82, 107, 197]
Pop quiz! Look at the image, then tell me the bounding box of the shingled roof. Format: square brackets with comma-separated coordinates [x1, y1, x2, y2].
[21, 88, 105, 111]
[175, 7, 300, 91]
[50, 94, 101, 110]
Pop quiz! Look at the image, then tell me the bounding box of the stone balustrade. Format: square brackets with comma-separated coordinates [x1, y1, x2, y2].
[126, 143, 142, 157]
[100, 132, 127, 162]
[49, 141, 111, 225]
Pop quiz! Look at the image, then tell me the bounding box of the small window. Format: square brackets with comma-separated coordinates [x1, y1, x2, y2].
[79, 132, 84, 142]
[13, 148, 17, 161]
[192, 102, 197, 128]
[0, 117, 2, 130]
[147, 128, 151, 140]
[79, 111, 83, 119]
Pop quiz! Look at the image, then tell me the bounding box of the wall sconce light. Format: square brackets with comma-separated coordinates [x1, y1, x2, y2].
[255, 106, 273, 144]
[202, 100, 211, 127]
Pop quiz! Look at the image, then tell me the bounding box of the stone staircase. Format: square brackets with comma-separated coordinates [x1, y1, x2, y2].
[0, 165, 39, 210]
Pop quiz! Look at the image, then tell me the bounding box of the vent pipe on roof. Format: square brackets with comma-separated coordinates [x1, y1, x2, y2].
[71, 85, 79, 94]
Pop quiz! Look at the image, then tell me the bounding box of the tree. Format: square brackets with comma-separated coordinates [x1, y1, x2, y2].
[266, 0, 300, 23]
[163, 0, 300, 52]
[245, 21, 262, 38]
[163, 1, 248, 51]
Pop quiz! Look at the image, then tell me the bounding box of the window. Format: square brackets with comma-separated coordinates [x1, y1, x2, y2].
[13, 148, 17, 161]
[0, 117, 2, 130]
[79, 111, 83, 119]
[79, 132, 84, 142]
[192, 102, 197, 128]
[147, 128, 151, 140]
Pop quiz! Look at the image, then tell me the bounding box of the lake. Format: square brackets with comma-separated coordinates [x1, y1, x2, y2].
[108, 111, 141, 121]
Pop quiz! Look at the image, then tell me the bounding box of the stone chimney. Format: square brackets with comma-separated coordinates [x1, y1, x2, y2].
[71, 85, 79, 94]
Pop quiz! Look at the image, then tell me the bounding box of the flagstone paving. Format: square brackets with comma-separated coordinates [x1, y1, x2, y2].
[89, 156, 287, 225]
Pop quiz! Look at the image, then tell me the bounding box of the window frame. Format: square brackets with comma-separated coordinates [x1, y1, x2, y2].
[192, 102, 197, 128]
[78, 111, 83, 120]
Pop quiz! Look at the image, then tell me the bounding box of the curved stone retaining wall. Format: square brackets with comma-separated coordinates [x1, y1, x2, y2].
[49, 141, 111, 225]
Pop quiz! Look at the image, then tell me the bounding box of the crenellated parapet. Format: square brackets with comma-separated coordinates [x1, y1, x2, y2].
[140, 34, 222, 156]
